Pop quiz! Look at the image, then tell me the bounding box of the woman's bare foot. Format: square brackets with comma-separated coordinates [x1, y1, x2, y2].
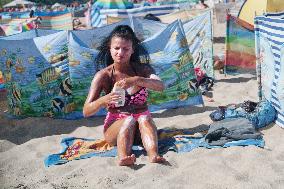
[118, 154, 136, 166]
[149, 155, 166, 163]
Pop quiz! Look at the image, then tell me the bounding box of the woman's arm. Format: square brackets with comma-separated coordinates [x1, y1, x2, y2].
[117, 64, 164, 92]
[135, 75, 164, 91]
[83, 71, 105, 117]
[83, 71, 121, 117]
[133, 64, 164, 91]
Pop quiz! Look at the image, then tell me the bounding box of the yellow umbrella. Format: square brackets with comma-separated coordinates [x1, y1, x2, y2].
[238, 0, 284, 26]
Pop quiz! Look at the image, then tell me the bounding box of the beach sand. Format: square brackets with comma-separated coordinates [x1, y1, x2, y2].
[1, 7, 284, 189]
[1, 71, 283, 189]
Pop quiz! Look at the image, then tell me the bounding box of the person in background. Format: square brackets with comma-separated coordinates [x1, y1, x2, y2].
[143, 13, 161, 22]
[29, 9, 34, 18]
[83, 25, 166, 166]
[196, 0, 209, 9]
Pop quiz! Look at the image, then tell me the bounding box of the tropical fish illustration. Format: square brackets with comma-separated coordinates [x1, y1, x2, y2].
[43, 111, 54, 118]
[52, 97, 65, 112]
[6, 58, 13, 69]
[15, 65, 25, 73]
[59, 77, 72, 96]
[80, 52, 92, 60]
[9, 97, 21, 116]
[43, 44, 52, 53]
[11, 84, 21, 102]
[1, 49, 7, 56]
[49, 53, 68, 64]
[194, 51, 204, 67]
[16, 58, 22, 65]
[178, 93, 188, 101]
[28, 56, 35, 64]
[5, 72, 12, 82]
[188, 79, 199, 92]
[69, 60, 80, 67]
[36, 67, 61, 85]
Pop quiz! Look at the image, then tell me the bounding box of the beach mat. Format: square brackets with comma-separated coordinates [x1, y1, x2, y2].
[45, 127, 264, 167]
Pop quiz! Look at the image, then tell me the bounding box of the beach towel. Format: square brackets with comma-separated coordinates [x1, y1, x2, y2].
[45, 127, 264, 167]
[205, 118, 262, 146]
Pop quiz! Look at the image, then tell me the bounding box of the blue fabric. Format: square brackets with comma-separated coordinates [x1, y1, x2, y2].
[255, 12, 284, 128]
[224, 100, 276, 129]
[1, 29, 61, 40]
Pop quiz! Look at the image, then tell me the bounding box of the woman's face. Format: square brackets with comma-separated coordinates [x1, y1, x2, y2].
[110, 36, 134, 64]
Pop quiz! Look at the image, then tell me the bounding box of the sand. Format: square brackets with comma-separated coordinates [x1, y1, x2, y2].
[1, 5, 284, 189]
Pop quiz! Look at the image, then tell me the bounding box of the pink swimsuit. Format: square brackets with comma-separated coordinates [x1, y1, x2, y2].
[103, 66, 151, 132]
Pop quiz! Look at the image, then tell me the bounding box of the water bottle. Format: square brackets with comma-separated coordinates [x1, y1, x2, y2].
[112, 84, 125, 107]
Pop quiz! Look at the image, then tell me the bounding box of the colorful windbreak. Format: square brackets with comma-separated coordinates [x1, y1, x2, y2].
[68, 20, 203, 117]
[0, 31, 71, 118]
[106, 11, 214, 78]
[0, 11, 72, 35]
[225, 15, 256, 74]
[183, 11, 214, 78]
[0, 16, 210, 119]
[255, 12, 284, 128]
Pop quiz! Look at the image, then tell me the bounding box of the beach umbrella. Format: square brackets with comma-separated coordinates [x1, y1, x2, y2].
[94, 0, 134, 9]
[238, 0, 284, 26]
[3, 0, 35, 8]
[51, 3, 66, 10]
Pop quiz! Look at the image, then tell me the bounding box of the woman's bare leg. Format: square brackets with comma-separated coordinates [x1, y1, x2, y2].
[137, 115, 165, 163]
[104, 116, 137, 166]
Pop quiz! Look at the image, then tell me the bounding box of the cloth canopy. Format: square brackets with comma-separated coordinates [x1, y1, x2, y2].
[94, 0, 134, 9]
[3, 0, 35, 8]
[51, 3, 66, 10]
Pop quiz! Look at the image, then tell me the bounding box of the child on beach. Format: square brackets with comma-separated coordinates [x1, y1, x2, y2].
[83, 25, 166, 166]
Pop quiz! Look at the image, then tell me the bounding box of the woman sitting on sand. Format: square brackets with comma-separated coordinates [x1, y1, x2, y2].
[83, 25, 166, 166]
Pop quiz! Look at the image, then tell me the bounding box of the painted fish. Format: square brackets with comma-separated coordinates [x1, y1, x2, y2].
[28, 56, 35, 64]
[69, 60, 80, 67]
[11, 84, 21, 102]
[178, 93, 188, 101]
[36, 67, 61, 85]
[59, 77, 72, 96]
[49, 53, 68, 64]
[188, 78, 199, 92]
[52, 98, 64, 112]
[43, 44, 51, 53]
[15, 65, 25, 73]
[80, 52, 92, 60]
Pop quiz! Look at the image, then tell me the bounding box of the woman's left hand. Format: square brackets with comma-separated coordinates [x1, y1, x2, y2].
[116, 77, 140, 89]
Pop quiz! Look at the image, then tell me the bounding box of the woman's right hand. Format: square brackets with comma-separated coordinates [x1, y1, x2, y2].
[101, 91, 122, 108]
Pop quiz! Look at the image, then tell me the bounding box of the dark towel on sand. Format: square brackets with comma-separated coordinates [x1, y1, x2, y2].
[205, 118, 262, 146]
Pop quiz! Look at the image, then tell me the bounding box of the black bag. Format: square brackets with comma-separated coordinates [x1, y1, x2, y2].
[209, 107, 225, 121]
[240, 100, 258, 112]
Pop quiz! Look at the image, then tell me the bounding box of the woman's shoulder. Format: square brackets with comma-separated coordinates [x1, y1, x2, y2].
[95, 66, 113, 79]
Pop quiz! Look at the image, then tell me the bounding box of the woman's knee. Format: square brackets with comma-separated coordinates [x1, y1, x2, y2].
[118, 116, 136, 136]
[137, 115, 155, 127]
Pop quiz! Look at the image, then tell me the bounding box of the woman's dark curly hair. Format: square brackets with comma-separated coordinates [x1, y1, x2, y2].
[95, 25, 150, 69]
